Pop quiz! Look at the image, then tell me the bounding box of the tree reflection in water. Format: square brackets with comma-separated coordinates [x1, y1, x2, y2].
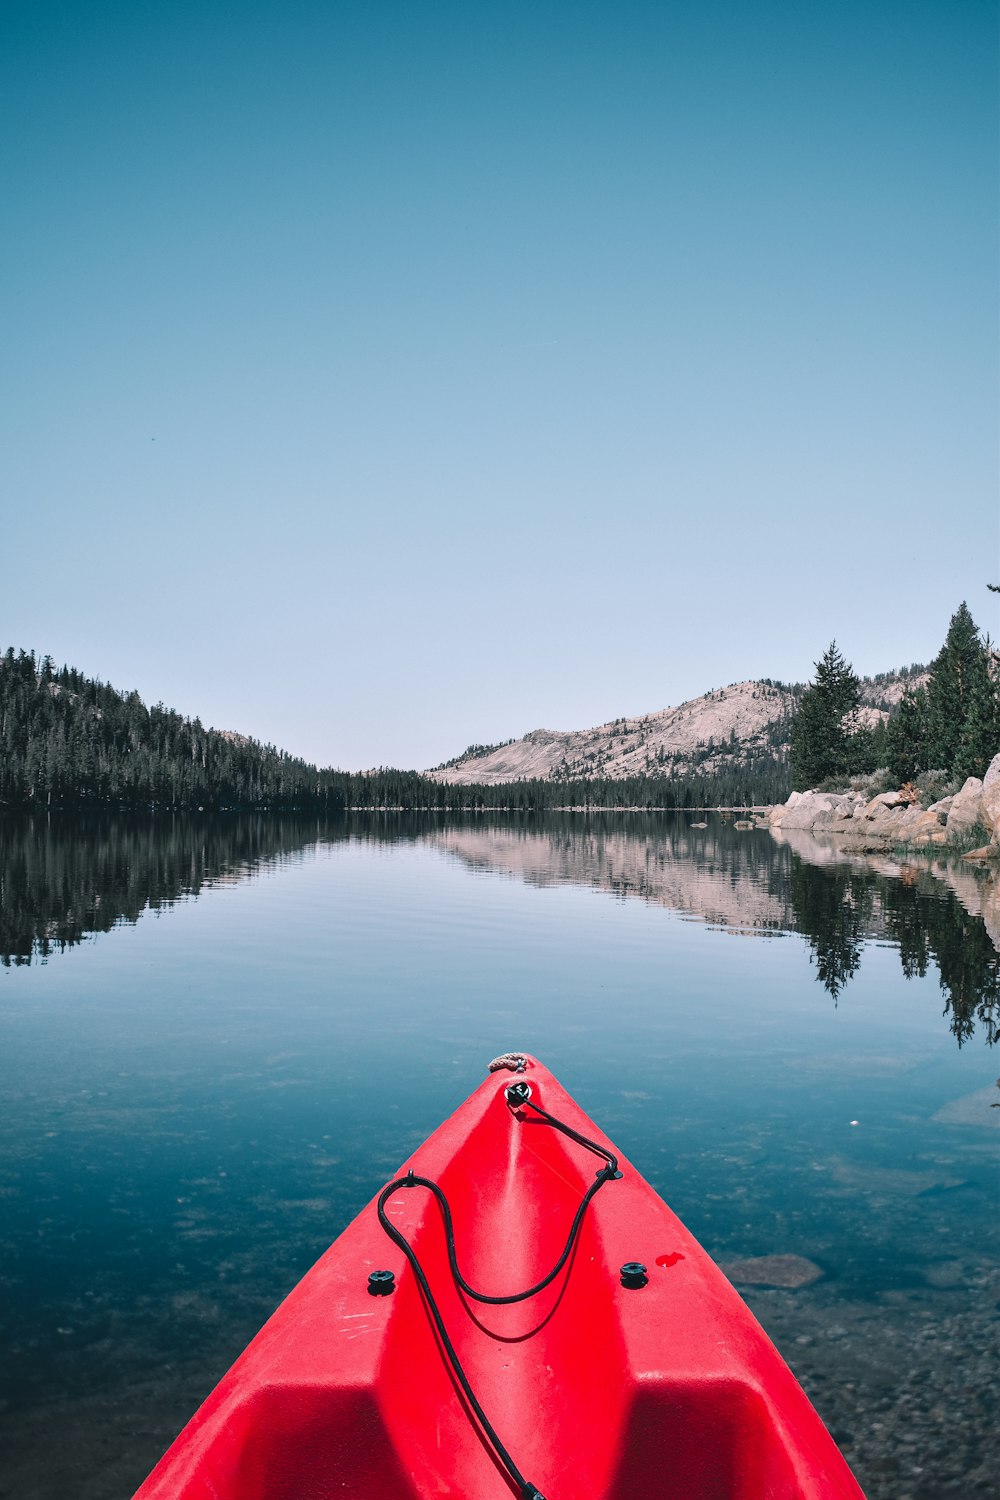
[0, 814, 338, 966]
[789, 862, 873, 999]
[0, 812, 996, 1046]
[789, 855, 1000, 1046]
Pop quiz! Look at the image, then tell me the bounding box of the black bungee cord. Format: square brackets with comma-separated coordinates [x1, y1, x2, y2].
[375, 1086, 622, 1500]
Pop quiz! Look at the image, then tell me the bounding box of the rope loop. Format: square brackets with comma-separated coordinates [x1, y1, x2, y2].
[488, 1051, 528, 1073]
[376, 1088, 619, 1499]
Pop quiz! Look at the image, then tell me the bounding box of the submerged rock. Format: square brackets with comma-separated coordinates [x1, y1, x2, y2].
[828, 1160, 966, 1196]
[930, 1084, 1000, 1129]
[720, 1253, 824, 1288]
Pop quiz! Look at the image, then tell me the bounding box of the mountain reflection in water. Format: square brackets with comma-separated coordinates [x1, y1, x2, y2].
[1, 811, 997, 1045]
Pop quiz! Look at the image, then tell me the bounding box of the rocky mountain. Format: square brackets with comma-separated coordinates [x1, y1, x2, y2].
[428, 670, 926, 786]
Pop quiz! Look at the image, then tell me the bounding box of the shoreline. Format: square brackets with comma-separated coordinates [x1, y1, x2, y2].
[344, 804, 772, 813]
[763, 763, 1000, 860]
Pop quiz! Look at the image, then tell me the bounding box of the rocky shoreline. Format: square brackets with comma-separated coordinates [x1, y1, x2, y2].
[765, 754, 1000, 858]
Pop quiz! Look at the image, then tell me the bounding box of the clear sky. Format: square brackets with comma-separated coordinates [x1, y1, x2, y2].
[3, 1, 997, 770]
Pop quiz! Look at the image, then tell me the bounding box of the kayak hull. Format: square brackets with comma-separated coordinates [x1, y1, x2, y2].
[135, 1058, 865, 1499]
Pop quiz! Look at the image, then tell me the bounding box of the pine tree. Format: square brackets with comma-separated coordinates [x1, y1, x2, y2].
[954, 642, 1000, 781]
[925, 603, 984, 770]
[789, 642, 861, 791]
[883, 686, 929, 783]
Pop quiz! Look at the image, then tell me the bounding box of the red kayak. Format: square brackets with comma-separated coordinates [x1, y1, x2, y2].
[135, 1056, 865, 1499]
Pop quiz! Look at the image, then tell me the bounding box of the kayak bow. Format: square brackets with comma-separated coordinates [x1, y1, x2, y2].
[134, 1055, 865, 1499]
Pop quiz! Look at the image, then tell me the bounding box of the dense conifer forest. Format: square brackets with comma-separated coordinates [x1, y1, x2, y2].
[0, 650, 344, 811]
[0, 648, 790, 811]
[328, 762, 792, 810]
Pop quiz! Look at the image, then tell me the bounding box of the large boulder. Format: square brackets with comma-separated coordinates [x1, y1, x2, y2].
[766, 791, 803, 826]
[811, 795, 865, 828]
[900, 809, 949, 845]
[946, 777, 985, 836]
[981, 754, 1000, 841]
[856, 791, 912, 836]
[860, 789, 911, 820]
[769, 791, 858, 830]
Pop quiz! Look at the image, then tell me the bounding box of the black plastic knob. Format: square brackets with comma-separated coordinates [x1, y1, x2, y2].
[505, 1081, 532, 1107]
[620, 1261, 648, 1289]
[367, 1269, 395, 1296]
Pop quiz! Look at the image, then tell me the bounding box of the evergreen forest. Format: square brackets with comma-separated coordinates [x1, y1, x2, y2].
[0, 650, 344, 812]
[790, 601, 1000, 793]
[0, 648, 790, 812]
[3, 603, 997, 816]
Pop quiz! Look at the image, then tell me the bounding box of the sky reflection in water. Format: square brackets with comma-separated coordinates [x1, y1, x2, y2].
[0, 812, 996, 1499]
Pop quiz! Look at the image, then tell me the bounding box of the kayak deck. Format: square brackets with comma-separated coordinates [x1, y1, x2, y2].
[135, 1058, 865, 1499]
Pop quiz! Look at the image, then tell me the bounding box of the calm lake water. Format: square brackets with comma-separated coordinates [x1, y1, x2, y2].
[0, 812, 997, 1499]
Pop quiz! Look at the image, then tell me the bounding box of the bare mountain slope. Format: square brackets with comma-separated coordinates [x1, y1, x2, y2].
[428, 671, 926, 785]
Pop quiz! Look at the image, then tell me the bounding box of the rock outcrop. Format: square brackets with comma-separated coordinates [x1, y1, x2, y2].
[947, 777, 986, 835]
[981, 753, 1000, 836]
[767, 755, 1000, 853]
[766, 791, 862, 831]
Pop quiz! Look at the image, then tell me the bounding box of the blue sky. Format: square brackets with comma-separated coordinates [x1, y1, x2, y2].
[3, 1, 997, 769]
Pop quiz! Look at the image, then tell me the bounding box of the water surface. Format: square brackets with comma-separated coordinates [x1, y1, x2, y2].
[0, 813, 996, 1498]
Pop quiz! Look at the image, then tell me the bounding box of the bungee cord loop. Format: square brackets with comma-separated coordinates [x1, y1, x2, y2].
[375, 1080, 622, 1500]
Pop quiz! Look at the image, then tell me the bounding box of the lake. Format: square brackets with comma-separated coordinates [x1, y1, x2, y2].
[0, 811, 997, 1499]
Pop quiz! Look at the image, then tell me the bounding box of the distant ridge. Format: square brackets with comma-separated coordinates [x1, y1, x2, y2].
[428, 669, 927, 786]
[1, 645, 927, 812]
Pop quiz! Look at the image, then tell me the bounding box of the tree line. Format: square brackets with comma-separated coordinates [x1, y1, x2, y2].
[7, 609, 995, 814]
[1, 648, 792, 812]
[790, 601, 1000, 792]
[327, 762, 792, 811]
